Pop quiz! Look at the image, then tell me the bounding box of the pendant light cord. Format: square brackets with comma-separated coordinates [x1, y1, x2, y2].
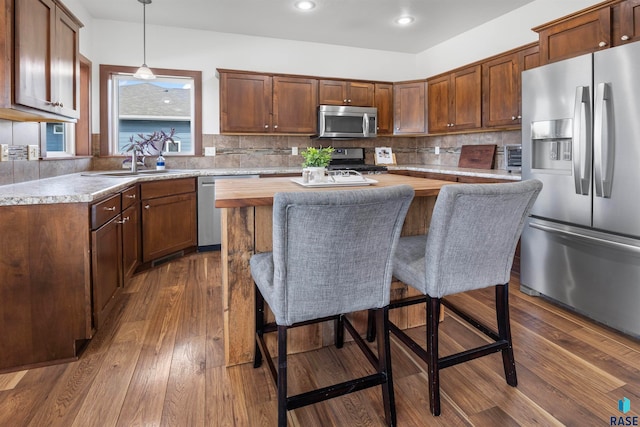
[142, 2, 147, 65]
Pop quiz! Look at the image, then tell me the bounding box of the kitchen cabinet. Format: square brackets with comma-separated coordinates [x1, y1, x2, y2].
[482, 43, 539, 128]
[141, 178, 197, 263]
[534, 4, 612, 65]
[393, 80, 427, 134]
[319, 79, 375, 106]
[616, 0, 640, 44]
[90, 193, 123, 329]
[219, 70, 317, 134]
[121, 185, 141, 281]
[428, 65, 481, 133]
[374, 83, 393, 135]
[0, 0, 82, 121]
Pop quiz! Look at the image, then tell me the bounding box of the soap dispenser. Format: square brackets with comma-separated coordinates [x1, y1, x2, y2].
[156, 152, 166, 170]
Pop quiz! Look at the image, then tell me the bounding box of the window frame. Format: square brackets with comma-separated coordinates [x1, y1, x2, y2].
[99, 65, 202, 157]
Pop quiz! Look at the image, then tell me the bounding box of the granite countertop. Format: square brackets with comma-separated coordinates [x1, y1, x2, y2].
[0, 165, 520, 206]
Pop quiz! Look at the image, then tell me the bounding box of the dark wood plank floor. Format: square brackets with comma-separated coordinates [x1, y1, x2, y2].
[1, 251, 638, 426]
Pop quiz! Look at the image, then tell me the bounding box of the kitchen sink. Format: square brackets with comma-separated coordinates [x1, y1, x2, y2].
[82, 169, 187, 177]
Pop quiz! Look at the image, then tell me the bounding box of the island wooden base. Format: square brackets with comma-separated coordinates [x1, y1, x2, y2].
[218, 175, 450, 366]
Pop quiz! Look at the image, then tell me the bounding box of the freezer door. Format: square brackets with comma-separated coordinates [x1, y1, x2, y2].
[521, 54, 592, 227]
[593, 42, 640, 239]
[521, 218, 640, 338]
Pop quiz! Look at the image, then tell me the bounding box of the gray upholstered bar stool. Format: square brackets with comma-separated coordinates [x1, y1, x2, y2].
[250, 185, 414, 427]
[384, 179, 542, 416]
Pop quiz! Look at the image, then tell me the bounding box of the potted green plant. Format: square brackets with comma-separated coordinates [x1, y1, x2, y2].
[301, 146, 334, 182]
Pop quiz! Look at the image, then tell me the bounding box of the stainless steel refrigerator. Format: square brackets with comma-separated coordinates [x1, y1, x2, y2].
[521, 41, 640, 338]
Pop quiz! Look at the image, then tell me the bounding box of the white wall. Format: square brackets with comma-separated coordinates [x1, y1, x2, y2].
[416, 0, 603, 77]
[63, 0, 604, 135]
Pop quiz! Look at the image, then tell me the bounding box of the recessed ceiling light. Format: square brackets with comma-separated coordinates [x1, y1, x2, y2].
[395, 16, 415, 26]
[295, 1, 316, 11]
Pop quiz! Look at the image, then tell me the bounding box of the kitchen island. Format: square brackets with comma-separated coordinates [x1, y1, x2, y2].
[215, 174, 452, 366]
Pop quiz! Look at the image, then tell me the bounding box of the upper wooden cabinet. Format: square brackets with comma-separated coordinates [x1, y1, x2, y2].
[428, 65, 481, 133]
[319, 79, 375, 106]
[482, 43, 539, 128]
[374, 83, 393, 135]
[534, 2, 613, 65]
[616, 0, 640, 44]
[0, 0, 82, 121]
[219, 70, 318, 134]
[393, 80, 427, 134]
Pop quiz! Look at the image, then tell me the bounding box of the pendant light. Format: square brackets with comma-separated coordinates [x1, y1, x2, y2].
[134, 0, 155, 80]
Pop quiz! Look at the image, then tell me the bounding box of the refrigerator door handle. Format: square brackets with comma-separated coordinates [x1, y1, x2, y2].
[572, 86, 592, 195]
[593, 82, 614, 198]
[529, 221, 640, 254]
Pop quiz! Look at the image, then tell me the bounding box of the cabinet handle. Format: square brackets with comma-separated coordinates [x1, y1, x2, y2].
[116, 217, 129, 224]
[274, 125, 278, 129]
[518, 115, 522, 119]
[598, 41, 607, 47]
[144, 204, 150, 210]
[343, 99, 348, 103]
[347, 99, 351, 103]
[621, 35, 630, 41]
[264, 125, 269, 129]
[103, 206, 116, 211]
[126, 194, 136, 199]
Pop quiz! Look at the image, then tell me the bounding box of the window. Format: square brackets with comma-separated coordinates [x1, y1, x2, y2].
[43, 122, 76, 157]
[100, 65, 202, 157]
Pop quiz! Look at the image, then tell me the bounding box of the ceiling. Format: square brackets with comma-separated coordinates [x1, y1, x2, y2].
[77, 0, 536, 54]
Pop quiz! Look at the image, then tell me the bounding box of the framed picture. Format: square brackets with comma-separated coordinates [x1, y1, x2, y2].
[374, 147, 396, 165]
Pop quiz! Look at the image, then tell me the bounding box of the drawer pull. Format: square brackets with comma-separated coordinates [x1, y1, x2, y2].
[144, 204, 150, 210]
[126, 194, 136, 199]
[103, 206, 116, 211]
[116, 217, 129, 224]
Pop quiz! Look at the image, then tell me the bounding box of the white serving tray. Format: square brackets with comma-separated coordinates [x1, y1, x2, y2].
[290, 177, 378, 187]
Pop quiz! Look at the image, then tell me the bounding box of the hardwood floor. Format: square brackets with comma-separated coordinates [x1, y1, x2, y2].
[1, 251, 639, 426]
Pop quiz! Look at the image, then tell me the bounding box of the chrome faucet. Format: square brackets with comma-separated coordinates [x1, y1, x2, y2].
[131, 150, 138, 173]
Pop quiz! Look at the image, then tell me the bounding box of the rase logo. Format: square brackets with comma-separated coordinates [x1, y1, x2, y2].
[611, 397, 638, 426]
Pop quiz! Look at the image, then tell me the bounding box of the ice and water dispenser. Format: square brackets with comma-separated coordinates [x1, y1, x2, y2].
[530, 118, 573, 172]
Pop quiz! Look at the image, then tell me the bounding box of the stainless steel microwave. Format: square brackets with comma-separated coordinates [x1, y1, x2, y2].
[316, 105, 377, 139]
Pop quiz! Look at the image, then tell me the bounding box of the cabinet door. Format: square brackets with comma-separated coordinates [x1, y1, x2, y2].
[122, 203, 140, 281]
[427, 76, 451, 133]
[272, 76, 318, 133]
[618, 0, 640, 45]
[347, 81, 375, 106]
[318, 80, 347, 105]
[91, 215, 123, 329]
[220, 72, 272, 132]
[482, 54, 519, 128]
[537, 7, 611, 64]
[393, 81, 427, 134]
[520, 43, 540, 71]
[451, 65, 481, 131]
[54, 6, 80, 118]
[142, 192, 197, 262]
[14, 0, 56, 114]
[374, 83, 393, 135]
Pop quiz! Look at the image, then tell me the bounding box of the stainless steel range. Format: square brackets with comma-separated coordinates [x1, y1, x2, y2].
[328, 147, 387, 173]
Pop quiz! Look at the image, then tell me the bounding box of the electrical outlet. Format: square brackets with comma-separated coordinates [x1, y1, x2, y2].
[28, 145, 39, 160]
[291, 146, 298, 156]
[0, 144, 8, 161]
[204, 146, 216, 156]
[434, 146, 440, 155]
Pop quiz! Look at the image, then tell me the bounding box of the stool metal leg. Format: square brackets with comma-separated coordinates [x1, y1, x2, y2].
[496, 284, 517, 387]
[426, 296, 441, 416]
[278, 325, 288, 427]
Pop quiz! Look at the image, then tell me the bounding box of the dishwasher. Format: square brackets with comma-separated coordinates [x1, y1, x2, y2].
[197, 175, 258, 250]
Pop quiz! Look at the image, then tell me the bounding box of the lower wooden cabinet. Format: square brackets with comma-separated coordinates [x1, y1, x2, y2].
[141, 178, 197, 263]
[122, 186, 141, 281]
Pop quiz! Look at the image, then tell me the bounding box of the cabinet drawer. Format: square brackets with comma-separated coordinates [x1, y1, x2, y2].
[141, 178, 196, 200]
[122, 185, 139, 209]
[91, 193, 121, 229]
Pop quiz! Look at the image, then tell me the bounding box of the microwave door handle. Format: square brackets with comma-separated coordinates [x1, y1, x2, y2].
[594, 82, 614, 198]
[573, 86, 592, 195]
[363, 113, 369, 137]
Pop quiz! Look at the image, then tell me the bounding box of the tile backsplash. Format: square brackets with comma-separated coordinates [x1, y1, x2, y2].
[1, 115, 521, 186]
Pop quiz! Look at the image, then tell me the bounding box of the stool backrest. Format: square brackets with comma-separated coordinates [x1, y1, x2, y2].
[424, 179, 542, 297]
[271, 185, 414, 325]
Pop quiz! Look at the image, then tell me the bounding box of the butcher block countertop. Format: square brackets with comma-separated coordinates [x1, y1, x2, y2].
[214, 174, 452, 208]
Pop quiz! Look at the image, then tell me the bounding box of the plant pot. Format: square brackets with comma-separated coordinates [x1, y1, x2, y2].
[303, 166, 327, 183]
